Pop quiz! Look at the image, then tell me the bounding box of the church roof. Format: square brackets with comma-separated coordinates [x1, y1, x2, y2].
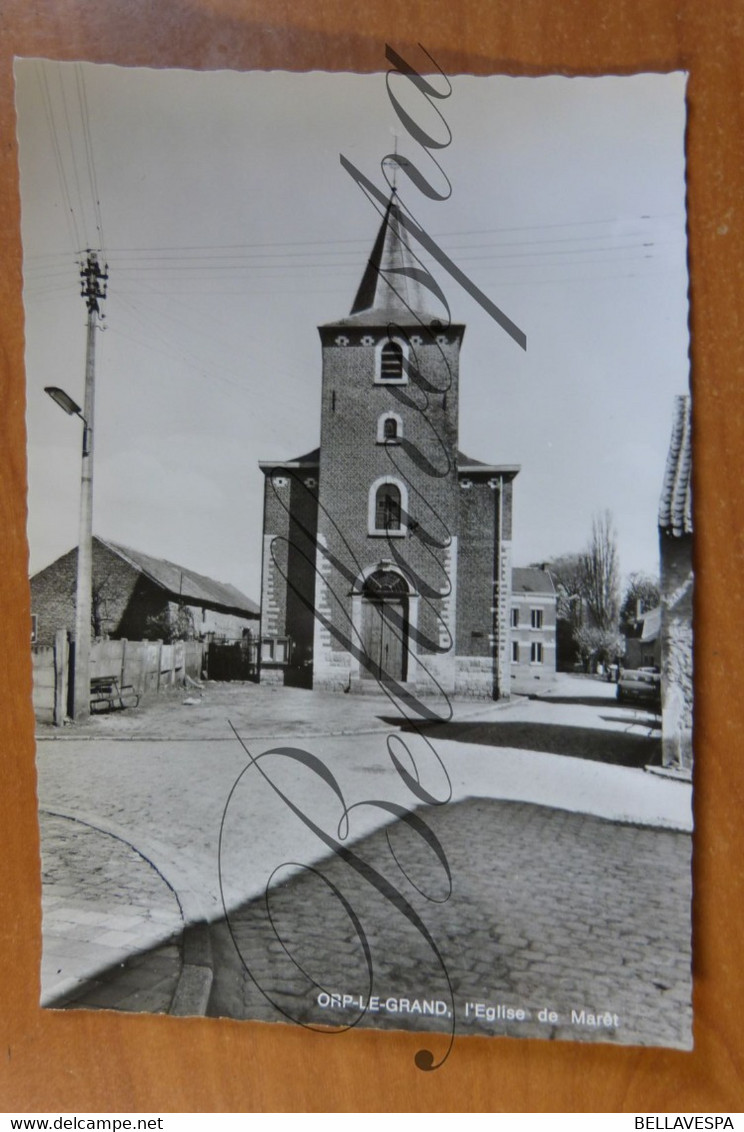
[658, 394, 692, 536]
[458, 450, 520, 477]
[259, 448, 517, 479]
[325, 193, 441, 327]
[258, 447, 319, 472]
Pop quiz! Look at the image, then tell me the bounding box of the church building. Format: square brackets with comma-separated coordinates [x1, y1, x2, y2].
[258, 194, 519, 699]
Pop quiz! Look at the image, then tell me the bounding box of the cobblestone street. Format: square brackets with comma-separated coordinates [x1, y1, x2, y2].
[209, 798, 692, 1050]
[35, 675, 693, 1048]
[40, 814, 182, 1010]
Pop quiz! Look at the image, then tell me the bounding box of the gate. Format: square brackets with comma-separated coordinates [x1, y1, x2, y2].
[205, 637, 258, 681]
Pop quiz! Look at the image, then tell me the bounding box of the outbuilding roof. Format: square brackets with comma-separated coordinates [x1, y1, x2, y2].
[659, 394, 692, 537]
[640, 606, 662, 642]
[99, 538, 259, 615]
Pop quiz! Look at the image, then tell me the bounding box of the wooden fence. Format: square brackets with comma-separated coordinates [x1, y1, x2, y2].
[31, 635, 205, 725]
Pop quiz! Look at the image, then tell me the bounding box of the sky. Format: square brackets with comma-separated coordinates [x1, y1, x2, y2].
[16, 59, 689, 601]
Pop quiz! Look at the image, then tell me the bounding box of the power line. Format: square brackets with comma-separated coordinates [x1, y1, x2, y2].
[24, 216, 684, 274]
[36, 62, 83, 253]
[57, 68, 89, 245]
[75, 64, 106, 255]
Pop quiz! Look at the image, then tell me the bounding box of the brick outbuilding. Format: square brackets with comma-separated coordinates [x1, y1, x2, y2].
[30, 537, 259, 647]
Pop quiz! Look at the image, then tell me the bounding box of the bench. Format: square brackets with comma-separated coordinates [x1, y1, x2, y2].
[90, 675, 140, 713]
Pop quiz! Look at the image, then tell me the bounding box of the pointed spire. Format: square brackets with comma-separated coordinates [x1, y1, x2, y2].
[348, 193, 435, 323]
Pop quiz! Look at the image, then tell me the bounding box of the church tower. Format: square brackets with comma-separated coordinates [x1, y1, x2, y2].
[312, 193, 462, 695]
[259, 194, 518, 699]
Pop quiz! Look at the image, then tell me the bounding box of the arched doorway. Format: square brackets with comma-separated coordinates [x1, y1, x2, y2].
[361, 568, 409, 683]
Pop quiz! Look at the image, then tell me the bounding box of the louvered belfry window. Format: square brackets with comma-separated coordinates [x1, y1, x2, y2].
[380, 340, 404, 380]
[375, 483, 402, 530]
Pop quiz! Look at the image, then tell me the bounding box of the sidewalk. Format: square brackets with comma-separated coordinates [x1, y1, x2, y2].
[35, 679, 419, 742]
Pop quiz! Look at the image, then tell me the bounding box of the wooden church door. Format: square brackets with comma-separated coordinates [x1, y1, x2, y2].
[360, 569, 409, 683]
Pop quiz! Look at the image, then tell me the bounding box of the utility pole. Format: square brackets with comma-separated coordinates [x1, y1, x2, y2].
[72, 250, 108, 721]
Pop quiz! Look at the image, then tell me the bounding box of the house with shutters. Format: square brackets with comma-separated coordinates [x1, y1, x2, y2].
[258, 192, 520, 698]
[510, 566, 557, 693]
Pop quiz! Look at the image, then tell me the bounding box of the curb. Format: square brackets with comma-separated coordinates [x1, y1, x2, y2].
[40, 806, 218, 1015]
[170, 920, 214, 1016]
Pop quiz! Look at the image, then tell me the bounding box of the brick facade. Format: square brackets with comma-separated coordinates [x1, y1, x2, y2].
[314, 327, 463, 694]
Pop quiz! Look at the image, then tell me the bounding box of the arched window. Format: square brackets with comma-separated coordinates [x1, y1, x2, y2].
[363, 569, 409, 598]
[377, 412, 402, 444]
[380, 340, 404, 379]
[375, 483, 401, 531]
[368, 476, 408, 536]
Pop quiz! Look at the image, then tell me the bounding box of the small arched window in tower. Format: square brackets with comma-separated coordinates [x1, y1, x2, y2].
[377, 412, 402, 444]
[375, 483, 402, 532]
[380, 340, 404, 380]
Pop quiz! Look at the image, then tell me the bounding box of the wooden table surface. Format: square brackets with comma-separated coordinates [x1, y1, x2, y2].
[1, 0, 742, 1114]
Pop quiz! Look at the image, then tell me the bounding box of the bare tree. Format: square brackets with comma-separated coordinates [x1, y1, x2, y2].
[145, 605, 196, 643]
[91, 571, 122, 639]
[544, 512, 621, 670]
[544, 553, 585, 620]
[579, 510, 620, 632]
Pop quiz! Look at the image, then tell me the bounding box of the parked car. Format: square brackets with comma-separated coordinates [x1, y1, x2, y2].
[616, 668, 661, 710]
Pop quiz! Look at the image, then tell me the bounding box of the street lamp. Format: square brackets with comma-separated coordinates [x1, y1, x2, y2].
[44, 386, 90, 455]
[45, 378, 94, 722]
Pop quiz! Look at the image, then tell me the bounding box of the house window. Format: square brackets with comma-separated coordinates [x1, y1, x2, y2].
[375, 483, 401, 531]
[511, 607, 519, 628]
[31, 614, 37, 644]
[531, 641, 544, 664]
[531, 608, 543, 629]
[384, 417, 398, 440]
[512, 640, 519, 662]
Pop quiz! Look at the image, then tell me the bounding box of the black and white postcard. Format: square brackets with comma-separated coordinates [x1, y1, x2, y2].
[18, 57, 692, 1066]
